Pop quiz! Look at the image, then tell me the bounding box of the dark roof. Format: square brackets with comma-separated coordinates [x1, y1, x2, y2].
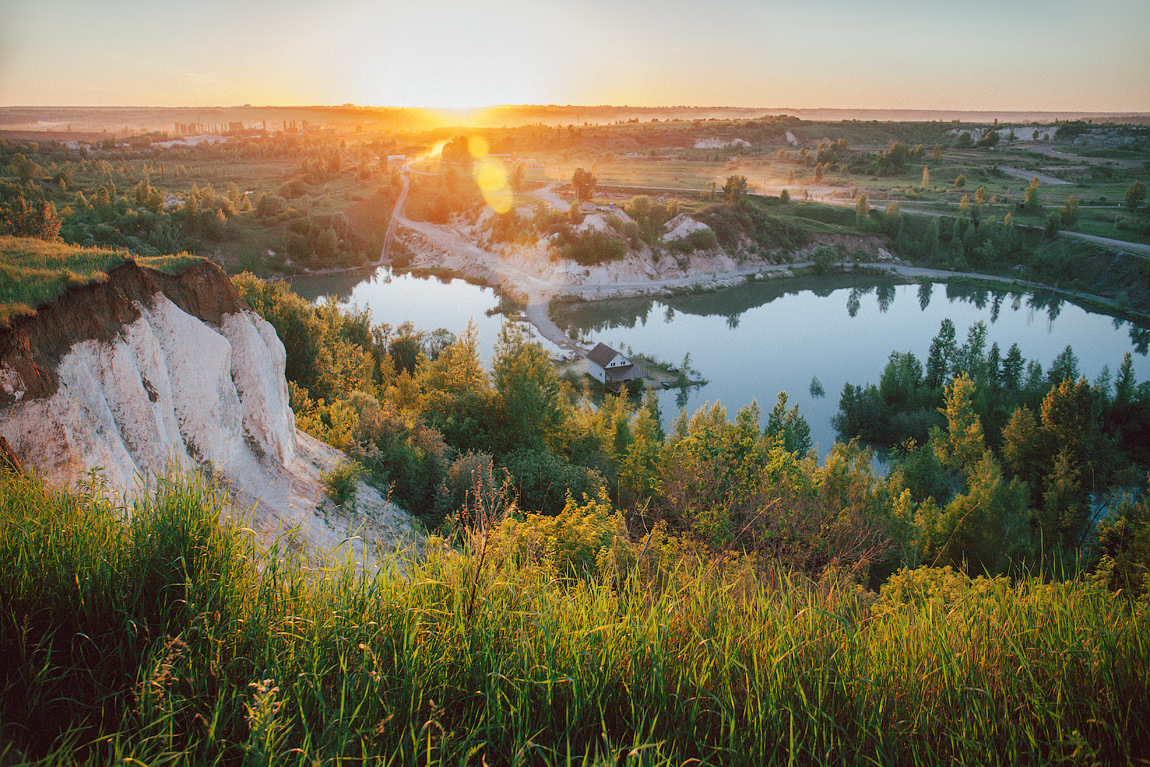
[587, 342, 622, 368]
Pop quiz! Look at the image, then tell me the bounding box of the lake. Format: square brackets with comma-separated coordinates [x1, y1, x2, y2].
[290, 268, 1150, 456]
[288, 266, 560, 363]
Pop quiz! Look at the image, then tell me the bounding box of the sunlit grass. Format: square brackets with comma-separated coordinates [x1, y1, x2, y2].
[0, 235, 200, 325]
[0, 471, 1146, 764]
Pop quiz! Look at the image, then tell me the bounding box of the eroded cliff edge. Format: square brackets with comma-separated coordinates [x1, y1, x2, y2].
[0, 260, 416, 556]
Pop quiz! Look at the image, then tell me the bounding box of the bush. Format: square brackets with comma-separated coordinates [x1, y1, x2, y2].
[812, 244, 840, 274]
[256, 193, 287, 217]
[322, 460, 363, 506]
[560, 229, 627, 266]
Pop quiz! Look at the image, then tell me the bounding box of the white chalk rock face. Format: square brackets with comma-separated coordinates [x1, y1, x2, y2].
[0, 292, 416, 558]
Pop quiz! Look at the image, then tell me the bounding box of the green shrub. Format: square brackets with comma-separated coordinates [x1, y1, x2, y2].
[560, 229, 627, 265]
[322, 460, 363, 506]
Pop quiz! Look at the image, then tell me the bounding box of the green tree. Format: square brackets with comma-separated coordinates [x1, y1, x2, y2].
[931, 143, 942, 162]
[1025, 177, 1041, 210]
[1125, 180, 1145, 211]
[954, 132, 973, 150]
[572, 168, 596, 202]
[1059, 194, 1079, 226]
[931, 374, 985, 475]
[1001, 405, 1042, 486]
[954, 174, 966, 189]
[917, 452, 1028, 573]
[492, 323, 568, 452]
[1048, 346, 1080, 385]
[765, 391, 811, 455]
[722, 175, 748, 205]
[882, 201, 902, 237]
[1002, 343, 1024, 390]
[925, 319, 958, 389]
[855, 193, 870, 224]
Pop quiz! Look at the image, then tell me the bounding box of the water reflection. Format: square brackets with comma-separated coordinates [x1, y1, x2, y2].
[918, 282, 932, 310]
[554, 275, 1150, 457]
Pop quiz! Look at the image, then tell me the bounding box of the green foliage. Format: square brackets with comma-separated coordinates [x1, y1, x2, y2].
[322, 460, 363, 506]
[722, 174, 748, 205]
[559, 228, 627, 265]
[1126, 179, 1145, 211]
[571, 167, 596, 201]
[495, 489, 631, 580]
[695, 200, 807, 253]
[1092, 487, 1150, 595]
[3, 471, 1147, 764]
[811, 244, 839, 274]
[0, 235, 199, 325]
[765, 391, 812, 454]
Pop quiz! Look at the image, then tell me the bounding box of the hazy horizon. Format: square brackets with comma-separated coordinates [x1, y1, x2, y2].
[2, 0, 1148, 113]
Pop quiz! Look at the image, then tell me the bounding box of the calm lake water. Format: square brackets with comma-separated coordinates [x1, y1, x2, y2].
[288, 267, 560, 363]
[290, 268, 1150, 457]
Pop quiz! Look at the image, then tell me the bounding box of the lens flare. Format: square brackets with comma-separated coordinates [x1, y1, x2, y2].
[473, 155, 513, 214]
[467, 134, 490, 159]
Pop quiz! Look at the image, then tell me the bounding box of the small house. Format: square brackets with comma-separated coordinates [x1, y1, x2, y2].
[587, 343, 637, 387]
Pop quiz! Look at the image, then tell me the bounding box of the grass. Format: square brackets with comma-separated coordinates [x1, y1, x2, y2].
[1, 470, 1147, 765]
[0, 235, 200, 325]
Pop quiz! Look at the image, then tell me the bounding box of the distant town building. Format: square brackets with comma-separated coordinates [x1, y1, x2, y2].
[586, 343, 637, 387]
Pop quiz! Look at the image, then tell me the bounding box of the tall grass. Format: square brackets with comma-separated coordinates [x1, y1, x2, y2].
[0, 235, 199, 325]
[0, 471, 1146, 765]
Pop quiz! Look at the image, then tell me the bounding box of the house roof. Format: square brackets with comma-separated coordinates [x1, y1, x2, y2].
[587, 342, 624, 368]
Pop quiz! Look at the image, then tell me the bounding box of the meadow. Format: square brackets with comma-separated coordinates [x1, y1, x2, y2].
[1, 470, 1146, 765]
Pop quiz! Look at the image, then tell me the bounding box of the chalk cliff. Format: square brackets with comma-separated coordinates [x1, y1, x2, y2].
[0, 260, 415, 557]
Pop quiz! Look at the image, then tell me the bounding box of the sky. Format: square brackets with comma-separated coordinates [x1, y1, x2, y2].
[1, 0, 1148, 112]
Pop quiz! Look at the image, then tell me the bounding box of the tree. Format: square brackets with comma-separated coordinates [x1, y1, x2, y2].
[1002, 405, 1041, 485]
[492, 323, 568, 452]
[779, 188, 790, 203]
[932, 144, 942, 162]
[1025, 177, 1041, 210]
[1002, 343, 1024, 390]
[441, 135, 471, 165]
[954, 174, 966, 189]
[921, 166, 930, 188]
[975, 130, 1000, 149]
[723, 175, 748, 205]
[572, 168, 596, 202]
[925, 319, 958, 389]
[955, 132, 973, 149]
[509, 162, 526, 192]
[855, 193, 870, 223]
[932, 374, 986, 475]
[882, 202, 902, 237]
[765, 391, 811, 455]
[1126, 180, 1146, 211]
[31, 200, 61, 241]
[1048, 345, 1080, 385]
[1059, 194, 1079, 226]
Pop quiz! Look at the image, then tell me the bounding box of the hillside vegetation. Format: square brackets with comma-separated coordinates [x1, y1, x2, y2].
[0, 235, 198, 325]
[1, 470, 1147, 765]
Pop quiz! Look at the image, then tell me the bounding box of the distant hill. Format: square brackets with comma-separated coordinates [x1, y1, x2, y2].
[1, 105, 1147, 138]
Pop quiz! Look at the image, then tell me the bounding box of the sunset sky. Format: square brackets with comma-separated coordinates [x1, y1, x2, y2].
[2, 0, 1147, 111]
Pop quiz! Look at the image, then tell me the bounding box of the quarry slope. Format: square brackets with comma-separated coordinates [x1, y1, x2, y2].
[0, 259, 415, 557]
